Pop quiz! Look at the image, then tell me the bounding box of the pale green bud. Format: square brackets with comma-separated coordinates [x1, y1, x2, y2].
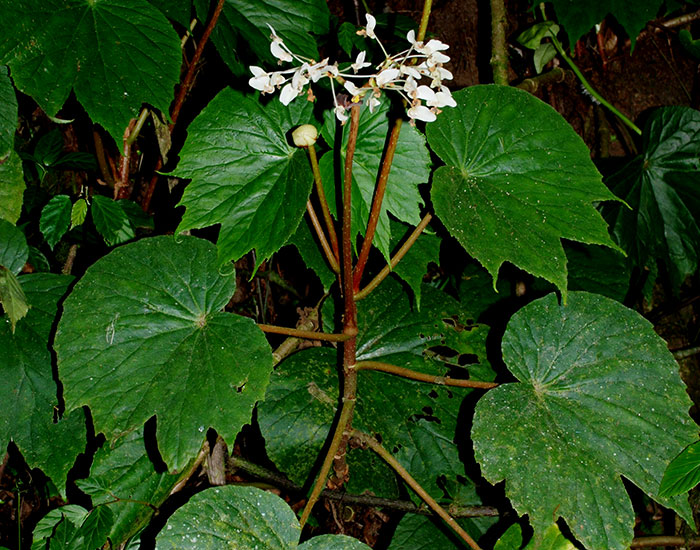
[292, 124, 318, 147]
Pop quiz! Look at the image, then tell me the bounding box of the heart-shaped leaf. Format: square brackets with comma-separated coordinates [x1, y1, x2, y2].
[174, 89, 314, 270]
[0, 150, 24, 224]
[2, 0, 182, 143]
[39, 195, 71, 250]
[472, 291, 696, 550]
[604, 106, 700, 288]
[90, 195, 135, 247]
[427, 85, 620, 299]
[55, 235, 274, 471]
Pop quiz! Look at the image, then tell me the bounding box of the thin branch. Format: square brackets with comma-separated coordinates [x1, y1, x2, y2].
[307, 201, 340, 273]
[228, 455, 499, 517]
[126, 108, 150, 147]
[630, 536, 700, 548]
[353, 119, 403, 290]
[352, 430, 483, 550]
[490, 0, 510, 85]
[515, 67, 569, 93]
[271, 307, 320, 365]
[258, 323, 354, 342]
[355, 213, 432, 301]
[114, 118, 137, 200]
[92, 130, 116, 186]
[356, 361, 498, 389]
[307, 144, 339, 261]
[674, 346, 700, 360]
[62, 244, 79, 275]
[169, 0, 226, 129]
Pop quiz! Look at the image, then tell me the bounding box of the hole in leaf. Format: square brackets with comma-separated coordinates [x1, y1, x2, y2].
[457, 353, 479, 366]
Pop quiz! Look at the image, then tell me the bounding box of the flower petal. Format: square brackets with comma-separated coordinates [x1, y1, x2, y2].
[279, 83, 299, 105]
[365, 14, 377, 39]
[407, 104, 436, 122]
[376, 68, 400, 87]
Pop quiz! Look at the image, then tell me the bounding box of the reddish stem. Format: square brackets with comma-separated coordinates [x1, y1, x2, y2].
[353, 119, 402, 290]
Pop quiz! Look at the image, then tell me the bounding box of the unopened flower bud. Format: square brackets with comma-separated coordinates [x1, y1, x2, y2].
[292, 124, 318, 147]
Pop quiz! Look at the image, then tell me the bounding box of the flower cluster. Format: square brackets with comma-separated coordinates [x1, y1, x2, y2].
[248, 15, 456, 124]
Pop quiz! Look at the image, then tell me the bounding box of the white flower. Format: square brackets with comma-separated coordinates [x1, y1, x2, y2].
[334, 105, 349, 123]
[419, 38, 450, 56]
[429, 87, 457, 108]
[428, 50, 450, 64]
[270, 72, 285, 87]
[267, 25, 293, 62]
[344, 80, 362, 97]
[376, 68, 400, 87]
[279, 83, 299, 105]
[351, 51, 371, 73]
[407, 104, 436, 122]
[399, 64, 422, 80]
[308, 59, 331, 82]
[365, 14, 377, 39]
[249, 66, 274, 93]
[406, 29, 417, 45]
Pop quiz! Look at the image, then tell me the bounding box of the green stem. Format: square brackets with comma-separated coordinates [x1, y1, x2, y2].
[352, 430, 483, 550]
[490, 0, 510, 85]
[258, 323, 354, 342]
[356, 361, 498, 389]
[126, 108, 150, 146]
[541, 6, 642, 136]
[306, 201, 340, 273]
[417, 0, 434, 42]
[307, 144, 340, 261]
[355, 213, 432, 301]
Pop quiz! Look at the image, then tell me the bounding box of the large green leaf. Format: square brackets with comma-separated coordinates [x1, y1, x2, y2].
[156, 485, 370, 549]
[76, 428, 180, 545]
[194, 0, 329, 75]
[148, 0, 192, 27]
[0, 274, 85, 496]
[285, 216, 338, 291]
[174, 89, 314, 270]
[319, 102, 431, 259]
[1, 0, 182, 144]
[427, 85, 620, 299]
[0, 151, 24, 224]
[55, 235, 273, 471]
[0, 66, 17, 162]
[471, 292, 696, 550]
[543, 0, 663, 48]
[604, 106, 700, 288]
[259, 280, 493, 497]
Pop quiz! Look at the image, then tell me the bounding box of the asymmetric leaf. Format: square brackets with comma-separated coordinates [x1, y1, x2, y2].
[0, 66, 17, 162]
[175, 89, 314, 269]
[0, 274, 85, 495]
[195, 0, 329, 75]
[604, 106, 700, 287]
[55, 236, 274, 471]
[543, 0, 663, 48]
[472, 292, 695, 550]
[77, 428, 180, 545]
[320, 102, 431, 258]
[428, 86, 620, 298]
[156, 485, 371, 549]
[2, 0, 182, 143]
